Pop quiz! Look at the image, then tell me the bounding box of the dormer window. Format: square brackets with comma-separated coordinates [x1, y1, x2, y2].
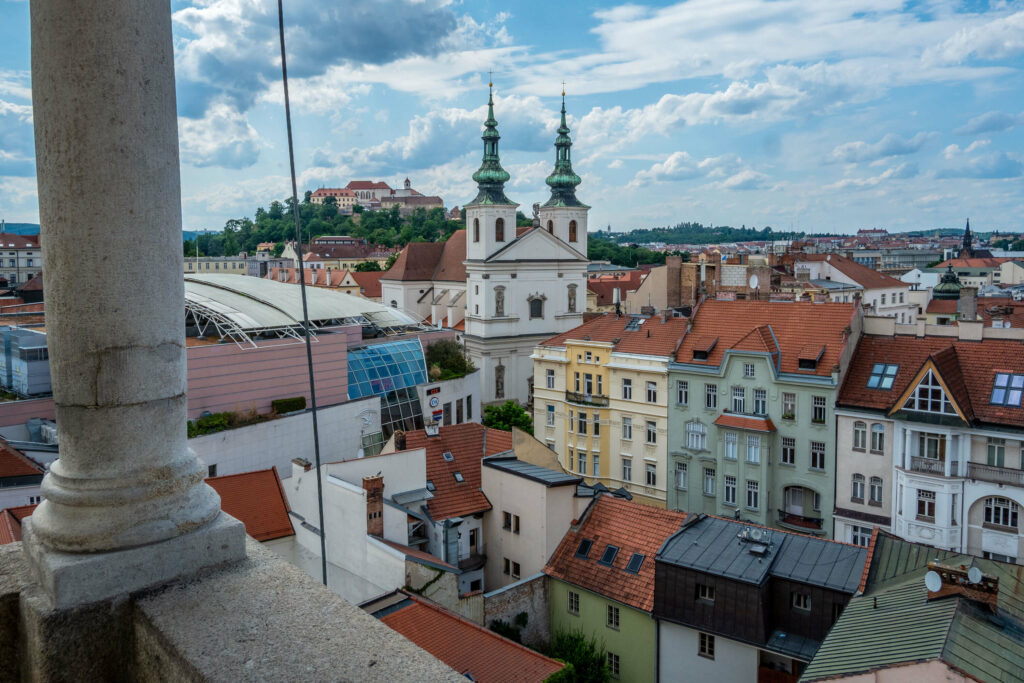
[798, 344, 825, 371]
[904, 370, 956, 415]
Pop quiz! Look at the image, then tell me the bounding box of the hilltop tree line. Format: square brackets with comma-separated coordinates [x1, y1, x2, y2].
[610, 221, 808, 246]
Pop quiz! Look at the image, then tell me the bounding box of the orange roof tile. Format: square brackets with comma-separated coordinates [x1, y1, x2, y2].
[713, 414, 777, 432]
[0, 440, 43, 479]
[935, 257, 1008, 269]
[379, 595, 564, 682]
[545, 495, 685, 613]
[676, 300, 856, 377]
[350, 270, 384, 298]
[432, 230, 467, 283]
[540, 312, 689, 357]
[207, 467, 294, 542]
[0, 503, 36, 545]
[403, 423, 512, 520]
[838, 334, 1024, 426]
[927, 299, 958, 314]
[799, 254, 908, 289]
[381, 242, 446, 282]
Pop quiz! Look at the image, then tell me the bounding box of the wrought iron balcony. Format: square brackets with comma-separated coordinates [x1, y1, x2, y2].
[967, 462, 1024, 487]
[565, 390, 609, 407]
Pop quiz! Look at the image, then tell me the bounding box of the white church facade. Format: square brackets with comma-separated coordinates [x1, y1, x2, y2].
[462, 87, 589, 405]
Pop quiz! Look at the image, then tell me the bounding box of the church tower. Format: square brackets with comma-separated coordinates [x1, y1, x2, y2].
[537, 91, 589, 255]
[961, 218, 974, 258]
[465, 83, 517, 262]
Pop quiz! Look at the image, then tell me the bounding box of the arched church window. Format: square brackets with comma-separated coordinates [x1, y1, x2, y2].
[495, 217, 505, 242]
[530, 298, 544, 319]
[547, 220, 554, 233]
[473, 218, 480, 243]
[569, 220, 578, 242]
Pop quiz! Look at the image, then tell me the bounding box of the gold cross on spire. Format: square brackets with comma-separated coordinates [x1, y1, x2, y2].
[561, 80, 566, 97]
[488, 69, 493, 89]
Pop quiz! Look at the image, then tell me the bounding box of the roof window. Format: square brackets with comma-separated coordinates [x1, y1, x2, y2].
[442, 450, 454, 462]
[598, 545, 619, 567]
[867, 363, 899, 390]
[453, 472, 464, 483]
[992, 373, 1024, 406]
[575, 539, 593, 559]
[426, 480, 435, 492]
[625, 553, 645, 574]
[625, 317, 643, 331]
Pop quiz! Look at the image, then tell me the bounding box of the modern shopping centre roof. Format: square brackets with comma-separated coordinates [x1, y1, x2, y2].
[184, 274, 419, 346]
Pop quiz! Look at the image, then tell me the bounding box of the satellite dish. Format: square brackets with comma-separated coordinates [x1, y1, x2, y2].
[925, 571, 942, 593]
[749, 274, 759, 289]
[749, 527, 764, 542]
[968, 566, 983, 584]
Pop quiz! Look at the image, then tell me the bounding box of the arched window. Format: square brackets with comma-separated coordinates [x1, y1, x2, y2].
[495, 217, 505, 242]
[985, 497, 1019, 528]
[547, 220, 554, 233]
[569, 220, 578, 242]
[853, 421, 866, 450]
[871, 424, 885, 452]
[473, 218, 480, 243]
[852, 474, 865, 500]
[529, 298, 544, 319]
[869, 477, 883, 504]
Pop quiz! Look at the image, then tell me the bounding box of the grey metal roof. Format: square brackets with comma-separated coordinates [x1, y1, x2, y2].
[657, 516, 866, 592]
[482, 457, 582, 487]
[766, 629, 821, 661]
[391, 488, 434, 506]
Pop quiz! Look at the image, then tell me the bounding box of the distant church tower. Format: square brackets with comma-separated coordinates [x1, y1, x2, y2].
[961, 218, 974, 258]
[463, 84, 589, 406]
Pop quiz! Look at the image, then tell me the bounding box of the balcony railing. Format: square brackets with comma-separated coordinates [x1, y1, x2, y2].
[565, 390, 609, 407]
[910, 456, 946, 475]
[778, 509, 824, 532]
[967, 462, 1024, 487]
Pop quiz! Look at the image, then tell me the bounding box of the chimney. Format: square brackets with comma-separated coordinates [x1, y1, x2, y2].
[959, 286, 977, 321]
[666, 255, 682, 308]
[363, 475, 384, 537]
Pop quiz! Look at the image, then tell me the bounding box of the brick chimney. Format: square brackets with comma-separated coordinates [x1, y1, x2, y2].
[666, 255, 682, 308]
[959, 286, 977, 321]
[363, 475, 384, 537]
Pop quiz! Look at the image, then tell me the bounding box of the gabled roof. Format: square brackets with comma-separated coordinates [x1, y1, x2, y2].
[381, 242, 446, 282]
[0, 503, 36, 545]
[838, 334, 1024, 426]
[0, 440, 43, 479]
[371, 593, 564, 682]
[484, 225, 588, 263]
[798, 254, 908, 289]
[801, 532, 1024, 682]
[346, 180, 392, 190]
[540, 312, 689, 357]
[403, 423, 513, 520]
[207, 467, 294, 542]
[545, 495, 686, 613]
[432, 230, 467, 283]
[675, 300, 855, 377]
[350, 270, 384, 298]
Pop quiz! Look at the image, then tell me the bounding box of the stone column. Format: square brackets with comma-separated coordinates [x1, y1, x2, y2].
[25, 0, 244, 607]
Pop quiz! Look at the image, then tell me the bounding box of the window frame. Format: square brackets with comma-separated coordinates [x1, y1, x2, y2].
[675, 462, 687, 490]
[677, 380, 689, 406]
[746, 480, 760, 510]
[646, 381, 658, 403]
[606, 604, 620, 630]
[699, 632, 715, 660]
[724, 475, 736, 506]
[812, 395, 827, 424]
[622, 378, 632, 400]
[705, 384, 717, 409]
[567, 590, 580, 616]
[703, 468, 716, 496]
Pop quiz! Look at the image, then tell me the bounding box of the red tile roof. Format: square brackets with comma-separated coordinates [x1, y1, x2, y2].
[0, 440, 43, 479]
[206, 467, 294, 542]
[676, 300, 856, 376]
[838, 334, 1024, 426]
[346, 180, 392, 190]
[0, 503, 36, 545]
[382, 241, 446, 282]
[927, 299, 958, 314]
[713, 414, 777, 432]
[545, 495, 685, 613]
[350, 270, 384, 298]
[799, 254, 908, 289]
[432, 230, 467, 283]
[403, 423, 513, 520]
[540, 312, 689, 357]
[0, 235, 39, 249]
[586, 271, 646, 306]
[935, 257, 1008, 269]
[379, 594, 564, 682]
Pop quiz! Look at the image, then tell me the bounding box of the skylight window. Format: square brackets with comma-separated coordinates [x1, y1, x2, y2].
[625, 553, 645, 574]
[575, 539, 593, 559]
[598, 545, 619, 566]
[453, 472, 464, 482]
[426, 480, 435, 492]
[992, 373, 1024, 406]
[625, 317, 643, 331]
[442, 451, 454, 462]
[867, 363, 899, 390]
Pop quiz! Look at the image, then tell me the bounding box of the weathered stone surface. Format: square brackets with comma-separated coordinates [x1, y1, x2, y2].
[135, 539, 462, 682]
[22, 512, 245, 611]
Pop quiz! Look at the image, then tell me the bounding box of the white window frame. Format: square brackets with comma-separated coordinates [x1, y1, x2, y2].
[746, 435, 761, 464]
[746, 480, 759, 510]
[705, 384, 717, 409]
[677, 380, 688, 405]
[703, 468, 715, 496]
[645, 463, 657, 487]
[781, 437, 795, 465]
[622, 458, 632, 482]
[622, 378, 632, 400]
[646, 381, 657, 403]
[621, 417, 632, 441]
[675, 462, 687, 490]
[645, 421, 657, 444]
[546, 404, 555, 426]
[724, 431, 737, 460]
[724, 475, 736, 505]
[545, 369, 555, 389]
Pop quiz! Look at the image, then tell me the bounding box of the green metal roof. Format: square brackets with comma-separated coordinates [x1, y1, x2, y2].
[800, 533, 1024, 682]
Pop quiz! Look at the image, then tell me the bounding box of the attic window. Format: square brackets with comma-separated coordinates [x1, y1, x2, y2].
[575, 539, 593, 559]
[625, 553, 645, 574]
[798, 343, 825, 370]
[442, 451, 454, 462]
[453, 472, 464, 483]
[426, 480, 435, 492]
[867, 363, 899, 390]
[992, 373, 1024, 406]
[598, 545, 619, 566]
[625, 317, 643, 331]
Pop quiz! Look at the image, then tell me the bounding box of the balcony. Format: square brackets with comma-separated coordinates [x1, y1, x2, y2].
[967, 462, 1024, 487]
[565, 390, 609, 407]
[778, 509, 825, 533]
[909, 456, 948, 476]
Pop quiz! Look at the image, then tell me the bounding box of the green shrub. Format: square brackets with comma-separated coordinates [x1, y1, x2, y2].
[271, 396, 307, 414]
[545, 629, 609, 682]
[187, 411, 233, 438]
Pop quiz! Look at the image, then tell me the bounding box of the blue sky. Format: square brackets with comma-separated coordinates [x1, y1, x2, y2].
[1, 0, 1023, 234]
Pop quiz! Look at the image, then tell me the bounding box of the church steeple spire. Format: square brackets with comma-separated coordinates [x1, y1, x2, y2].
[469, 79, 513, 205]
[543, 89, 585, 208]
[961, 217, 974, 257]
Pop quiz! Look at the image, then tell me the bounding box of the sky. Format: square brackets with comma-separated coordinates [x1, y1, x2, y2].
[1, 0, 1023, 235]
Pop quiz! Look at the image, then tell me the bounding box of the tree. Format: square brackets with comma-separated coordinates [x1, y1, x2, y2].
[424, 339, 475, 380]
[354, 261, 382, 272]
[482, 401, 533, 434]
[383, 252, 400, 270]
[545, 629, 610, 683]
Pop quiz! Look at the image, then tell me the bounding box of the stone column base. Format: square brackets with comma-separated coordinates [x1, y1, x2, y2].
[23, 512, 246, 610]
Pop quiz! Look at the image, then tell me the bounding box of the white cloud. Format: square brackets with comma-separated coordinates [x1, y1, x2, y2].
[827, 132, 934, 164]
[955, 111, 1024, 135]
[717, 169, 770, 191]
[178, 101, 262, 169]
[825, 162, 918, 189]
[924, 10, 1024, 65]
[629, 151, 749, 187]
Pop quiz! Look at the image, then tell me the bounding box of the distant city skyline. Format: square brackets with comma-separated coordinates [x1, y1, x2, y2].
[1, 0, 1022, 234]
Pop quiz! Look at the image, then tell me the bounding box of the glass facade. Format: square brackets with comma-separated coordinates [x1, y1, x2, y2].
[348, 339, 428, 437]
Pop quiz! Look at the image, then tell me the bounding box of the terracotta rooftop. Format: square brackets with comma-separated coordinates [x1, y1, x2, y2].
[0, 235, 39, 249]
[935, 257, 1009, 269]
[799, 254, 908, 289]
[346, 180, 392, 190]
[586, 271, 646, 306]
[545, 495, 686, 613]
[206, 467, 294, 542]
[350, 270, 384, 298]
[403, 423, 513, 520]
[676, 300, 855, 377]
[926, 299, 958, 314]
[0, 504, 36, 545]
[838, 334, 1024, 426]
[0, 440, 43, 479]
[540, 312, 689, 357]
[375, 594, 564, 682]
[713, 414, 777, 432]
[381, 241, 446, 282]
[432, 230, 467, 283]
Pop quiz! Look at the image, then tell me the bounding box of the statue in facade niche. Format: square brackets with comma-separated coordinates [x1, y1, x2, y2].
[495, 286, 505, 317]
[495, 364, 505, 399]
[568, 285, 577, 313]
[532, 202, 541, 228]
